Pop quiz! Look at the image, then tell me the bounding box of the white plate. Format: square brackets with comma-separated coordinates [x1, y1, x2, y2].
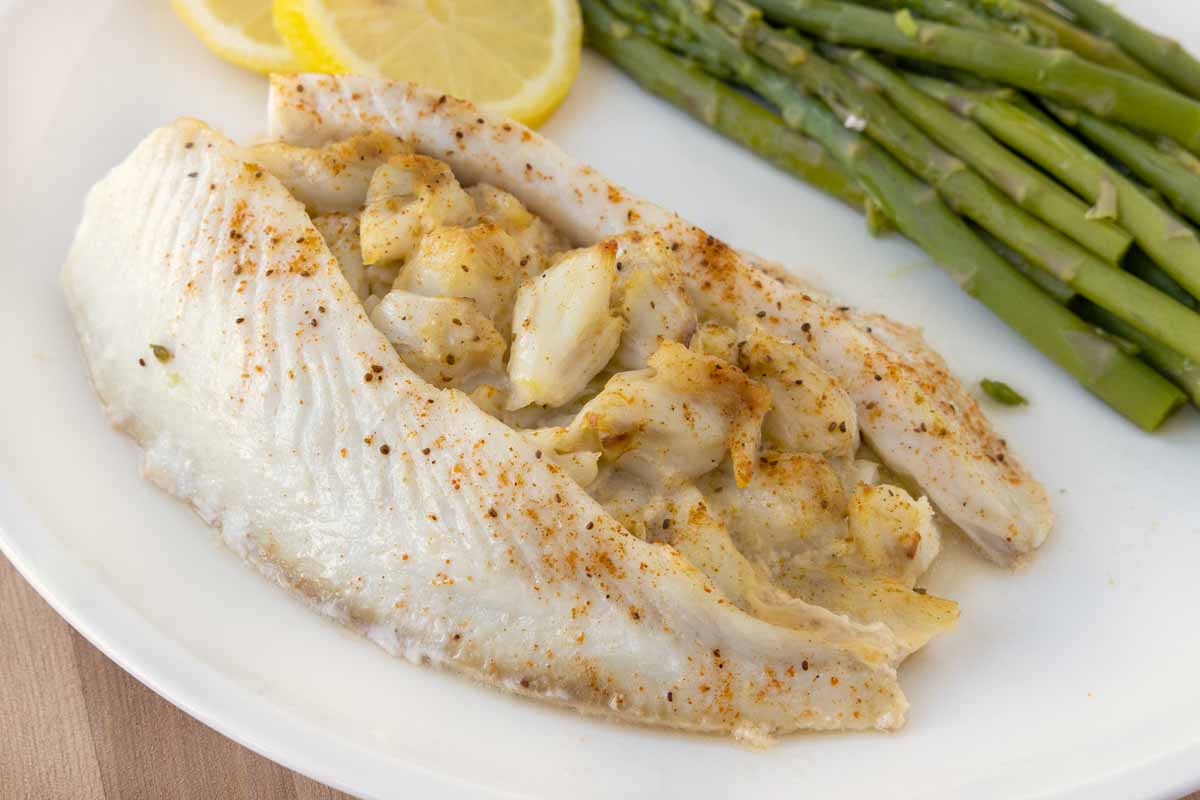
[2, 1, 1199, 798]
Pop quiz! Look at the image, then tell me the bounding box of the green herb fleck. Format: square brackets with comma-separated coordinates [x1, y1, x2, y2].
[150, 344, 173, 363]
[981, 379, 1027, 406]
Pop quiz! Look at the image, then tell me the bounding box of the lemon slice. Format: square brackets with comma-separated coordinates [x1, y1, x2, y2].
[273, 0, 582, 126]
[172, 0, 301, 74]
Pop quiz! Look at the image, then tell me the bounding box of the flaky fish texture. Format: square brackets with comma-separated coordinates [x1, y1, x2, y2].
[268, 74, 1052, 565]
[63, 118, 910, 737]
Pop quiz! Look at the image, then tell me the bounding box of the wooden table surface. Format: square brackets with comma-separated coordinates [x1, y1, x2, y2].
[3, 552, 1197, 800]
[1, 554, 353, 800]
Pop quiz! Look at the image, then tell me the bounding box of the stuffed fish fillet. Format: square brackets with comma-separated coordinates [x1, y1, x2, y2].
[61, 74, 1049, 738]
[63, 118, 909, 737]
[267, 74, 1052, 565]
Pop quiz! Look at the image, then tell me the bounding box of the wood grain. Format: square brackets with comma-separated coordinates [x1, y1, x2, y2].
[3, 551, 1198, 799]
[0, 554, 105, 798]
[0, 554, 353, 800]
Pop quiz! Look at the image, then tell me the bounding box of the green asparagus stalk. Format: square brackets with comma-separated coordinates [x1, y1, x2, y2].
[973, 0, 1161, 82]
[1042, 102, 1200, 227]
[1047, 0, 1200, 100]
[1156, 137, 1200, 179]
[586, 0, 1186, 430]
[980, 231, 1198, 405]
[1079, 302, 1200, 407]
[836, 49, 1131, 263]
[580, 7, 868, 212]
[865, 0, 1159, 83]
[637, 0, 976, 272]
[977, 228, 1076, 302]
[697, 2, 1200, 362]
[1123, 247, 1197, 310]
[984, 234, 1198, 404]
[909, 75, 1200, 299]
[849, 0, 1021, 38]
[746, 0, 1200, 152]
[604, 0, 680, 34]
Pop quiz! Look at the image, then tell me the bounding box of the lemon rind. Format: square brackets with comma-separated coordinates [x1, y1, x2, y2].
[173, 0, 301, 74]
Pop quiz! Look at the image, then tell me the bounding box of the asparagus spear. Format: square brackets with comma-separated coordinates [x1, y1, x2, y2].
[698, 2, 1200, 361]
[836, 48, 1131, 263]
[1079, 302, 1200, 407]
[980, 232, 1198, 405]
[746, 0, 1200, 152]
[973, 0, 1161, 82]
[984, 235, 1198, 404]
[1047, 0, 1200, 100]
[586, 0, 1186, 430]
[978, 227, 1076, 302]
[1156, 137, 1200, 179]
[580, 6, 868, 212]
[849, 0, 1019, 38]
[909, 75, 1200, 299]
[864, 0, 1159, 83]
[1123, 247, 1197, 310]
[1042, 102, 1200, 227]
